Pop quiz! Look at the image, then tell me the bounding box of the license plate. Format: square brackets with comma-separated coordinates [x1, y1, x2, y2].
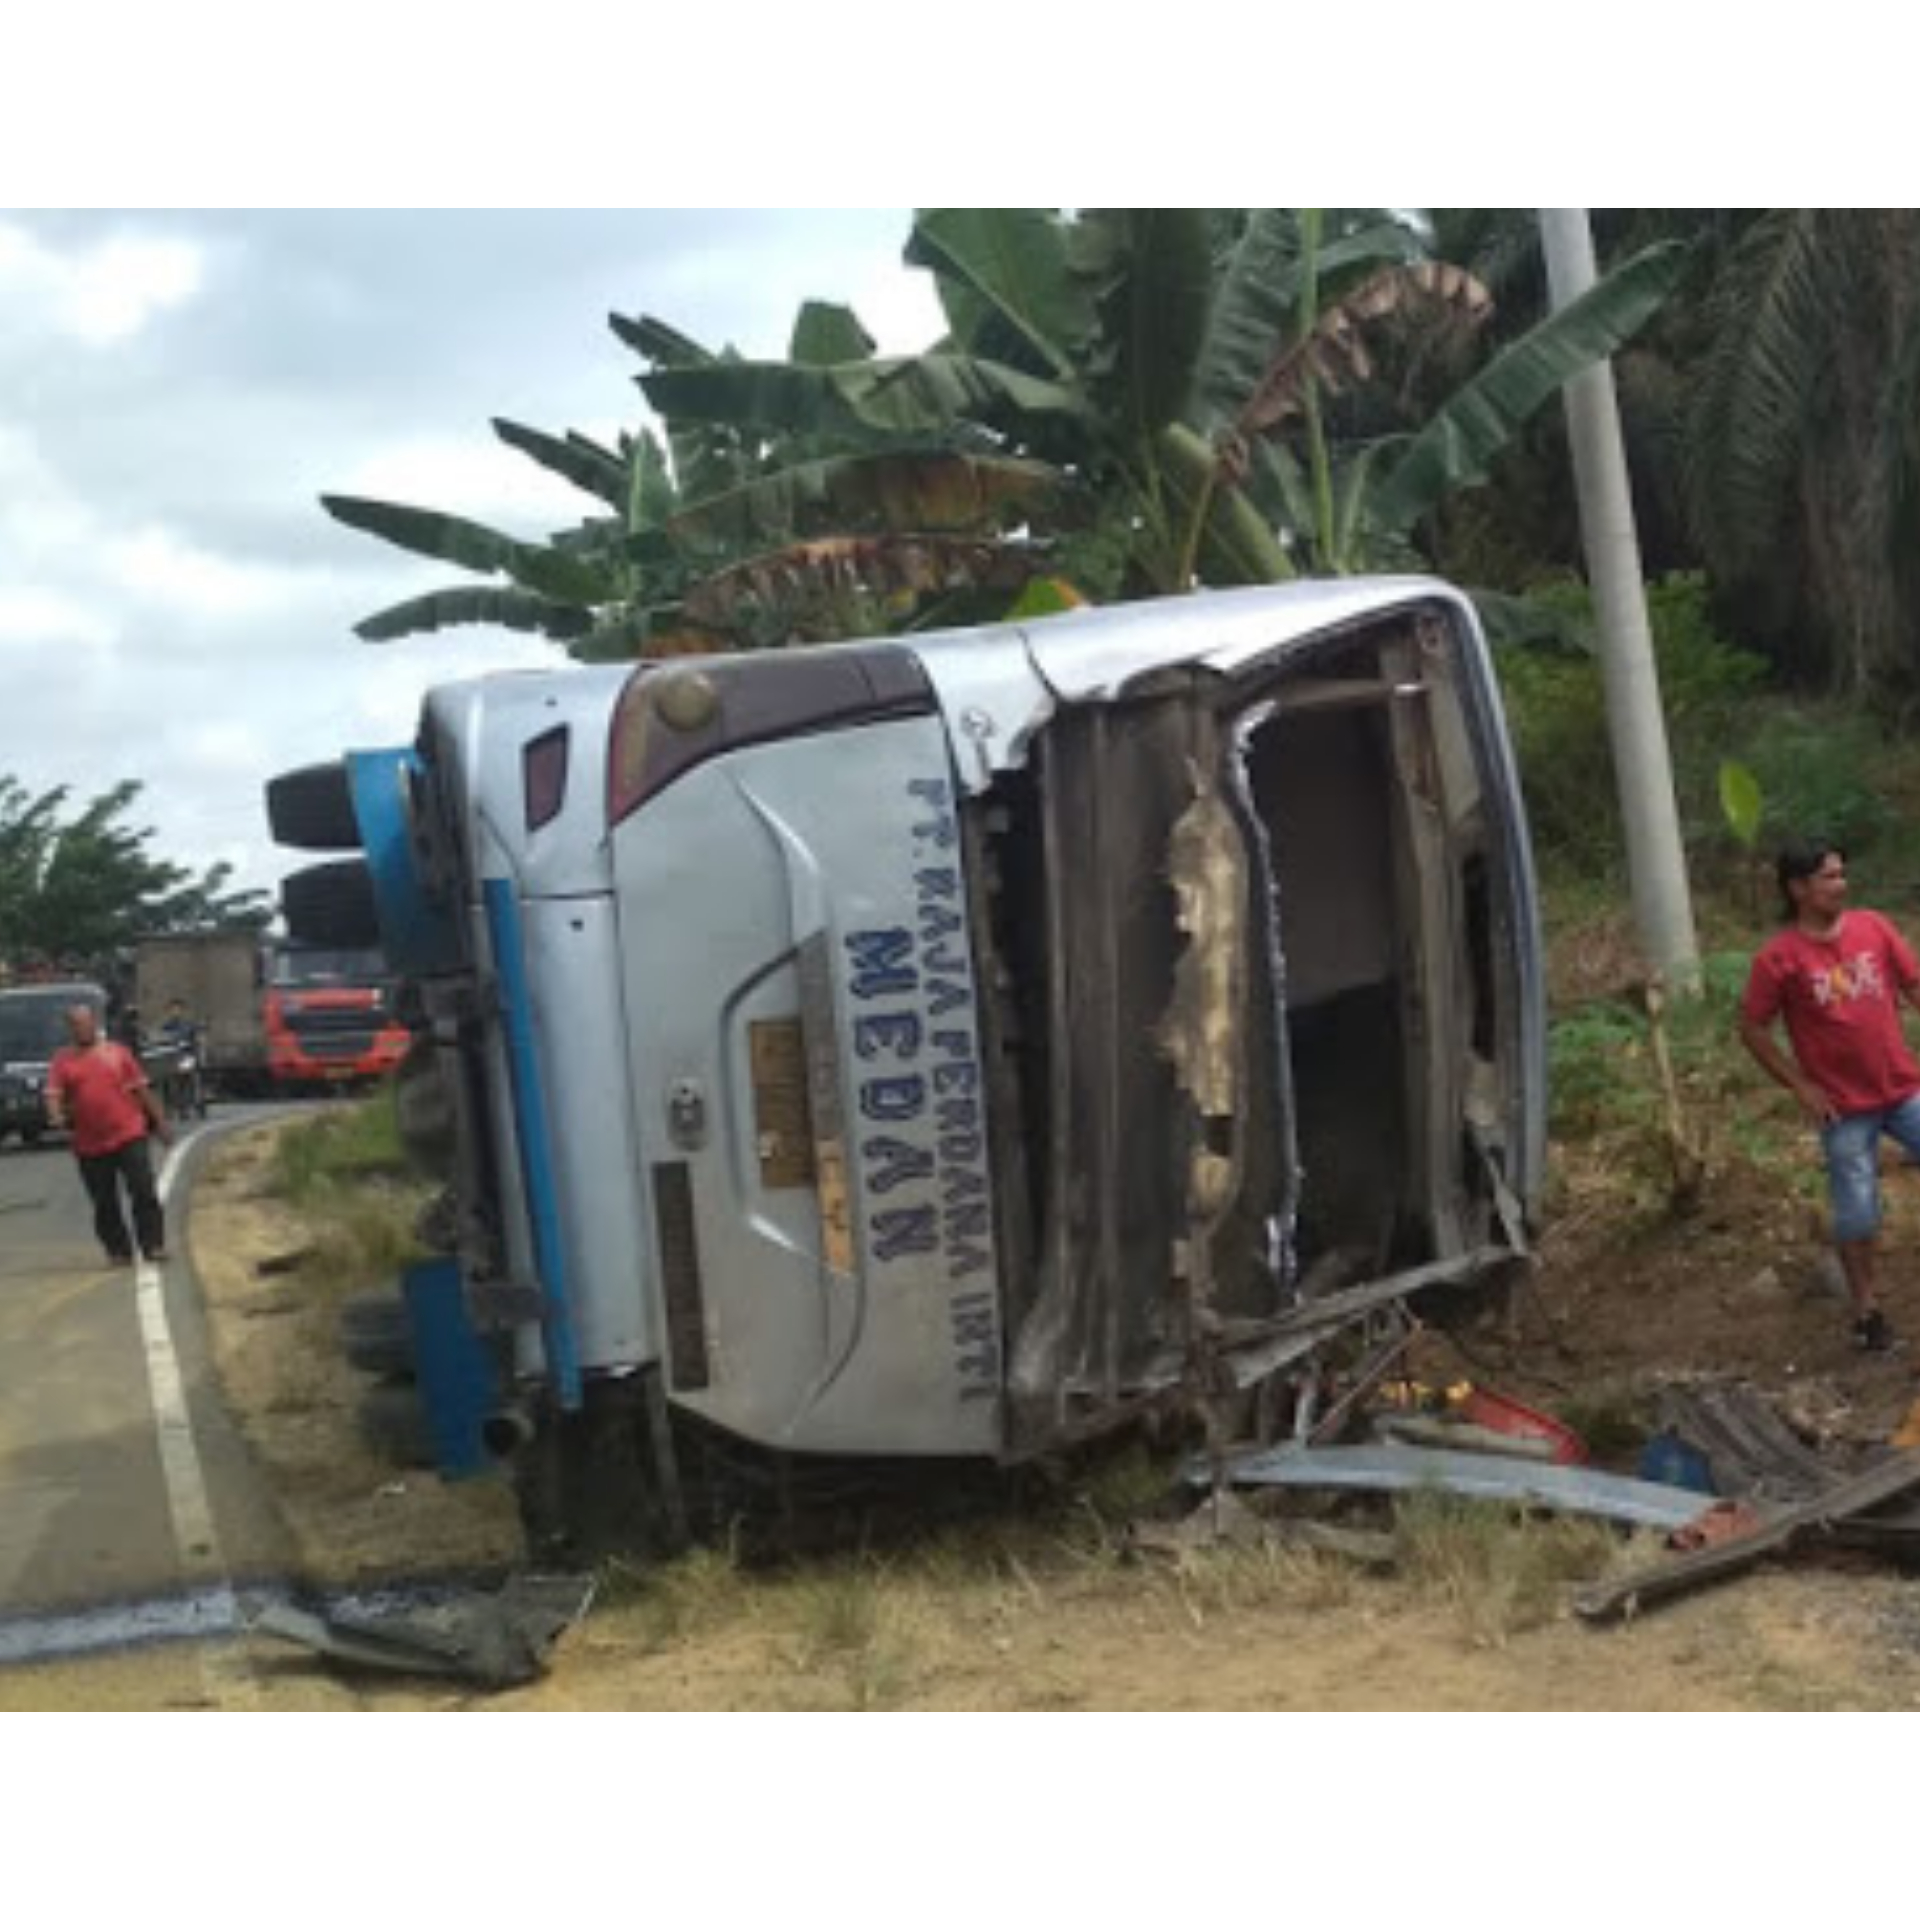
[749, 1018, 814, 1189]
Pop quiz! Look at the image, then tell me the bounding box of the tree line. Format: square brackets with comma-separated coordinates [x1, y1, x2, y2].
[0, 776, 268, 980]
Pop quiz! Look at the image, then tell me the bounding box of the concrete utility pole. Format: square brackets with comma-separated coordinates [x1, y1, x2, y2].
[1538, 208, 1699, 987]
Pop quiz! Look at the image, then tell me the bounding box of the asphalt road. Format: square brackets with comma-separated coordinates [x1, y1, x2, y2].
[0, 1113, 299, 1653]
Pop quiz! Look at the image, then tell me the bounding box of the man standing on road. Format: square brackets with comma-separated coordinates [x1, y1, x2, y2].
[44, 1002, 173, 1266]
[1739, 840, 1920, 1353]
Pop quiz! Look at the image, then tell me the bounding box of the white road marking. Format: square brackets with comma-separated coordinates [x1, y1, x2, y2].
[136, 1121, 262, 1700]
[134, 1255, 220, 1565]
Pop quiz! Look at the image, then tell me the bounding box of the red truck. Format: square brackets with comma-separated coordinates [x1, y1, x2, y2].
[263, 941, 409, 1088]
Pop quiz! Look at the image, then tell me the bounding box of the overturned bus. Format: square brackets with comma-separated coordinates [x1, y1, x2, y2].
[268, 577, 1545, 1559]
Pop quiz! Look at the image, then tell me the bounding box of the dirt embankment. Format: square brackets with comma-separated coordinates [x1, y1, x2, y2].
[190, 1121, 520, 1588]
[175, 1118, 1920, 1712]
[1484, 1148, 1920, 1452]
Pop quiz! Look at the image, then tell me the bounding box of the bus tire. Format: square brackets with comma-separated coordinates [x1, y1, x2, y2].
[339, 1289, 415, 1378]
[282, 859, 381, 949]
[266, 762, 362, 851]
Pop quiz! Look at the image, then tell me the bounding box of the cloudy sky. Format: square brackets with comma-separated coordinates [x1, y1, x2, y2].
[0, 210, 944, 911]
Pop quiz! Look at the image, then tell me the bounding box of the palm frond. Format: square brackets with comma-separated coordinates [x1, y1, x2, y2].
[1684, 211, 1832, 576]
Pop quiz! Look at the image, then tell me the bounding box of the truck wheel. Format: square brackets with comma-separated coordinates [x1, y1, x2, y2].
[355, 1379, 435, 1470]
[339, 1289, 415, 1377]
[266, 762, 361, 851]
[282, 858, 381, 948]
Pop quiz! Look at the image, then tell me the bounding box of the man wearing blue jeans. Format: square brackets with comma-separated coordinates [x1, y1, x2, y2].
[1740, 840, 1920, 1353]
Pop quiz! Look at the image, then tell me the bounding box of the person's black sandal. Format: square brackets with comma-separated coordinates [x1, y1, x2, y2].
[1854, 1309, 1896, 1353]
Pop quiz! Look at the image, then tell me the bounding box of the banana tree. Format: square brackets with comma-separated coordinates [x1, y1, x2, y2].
[324, 300, 1073, 657]
[1233, 226, 1689, 574]
[325, 211, 1689, 658]
[321, 415, 693, 656]
[641, 209, 1688, 596]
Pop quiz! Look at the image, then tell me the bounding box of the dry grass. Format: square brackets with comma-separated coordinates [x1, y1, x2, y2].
[780, 1565, 924, 1709]
[265, 1092, 428, 1309]
[1157, 1537, 1370, 1627]
[1393, 1491, 1628, 1648]
[190, 1119, 521, 1584]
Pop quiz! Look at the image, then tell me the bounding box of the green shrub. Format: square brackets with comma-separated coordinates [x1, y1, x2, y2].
[1549, 998, 1648, 1137]
[1494, 644, 1621, 875]
[1495, 574, 1770, 881]
[1491, 572, 1911, 911]
[271, 1087, 407, 1203]
[1739, 708, 1897, 857]
[1549, 950, 1753, 1145]
[268, 1088, 427, 1304]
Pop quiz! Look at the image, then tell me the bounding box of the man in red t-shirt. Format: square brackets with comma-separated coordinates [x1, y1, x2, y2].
[45, 1002, 174, 1265]
[1740, 840, 1920, 1353]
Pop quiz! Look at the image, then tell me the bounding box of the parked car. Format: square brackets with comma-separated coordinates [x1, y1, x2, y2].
[266, 577, 1546, 1560]
[0, 980, 108, 1146]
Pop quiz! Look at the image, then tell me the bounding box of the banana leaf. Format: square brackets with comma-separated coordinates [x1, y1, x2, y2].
[1306, 217, 1433, 298]
[1251, 440, 1316, 551]
[1365, 240, 1687, 538]
[683, 533, 1049, 632]
[1191, 214, 1430, 435]
[608, 314, 759, 498]
[565, 601, 721, 663]
[1098, 209, 1214, 439]
[1332, 441, 1388, 573]
[628, 428, 678, 533]
[550, 514, 636, 561]
[1156, 421, 1294, 587]
[1005, 575, 1089, 620]
[492, 418, 626, 508]
[665, 450, 1064, 559]
[1719, 759, 1764, 850]
[1191, 211, 1306, 435]
[791, 301, 876, 367]
[608, 312, 716, 368]
[320, 496, 613, 605]
[642, 353, 1086, 441]
[352, 587, 597, 644]
[906, 209, 1095, 380]
[1231, 261, 1490, 444]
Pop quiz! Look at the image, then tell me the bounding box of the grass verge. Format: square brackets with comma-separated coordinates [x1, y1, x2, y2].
[267, 1088, 427, 1308]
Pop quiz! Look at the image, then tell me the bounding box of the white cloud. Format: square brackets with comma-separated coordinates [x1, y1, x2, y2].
[0, 220, 204, 348]
[105, 525, 284, 618]
[335, 433, 597, 535]
[178, 720, 274, 777]
[0, 425, 92, 558]
[0, 586, 112, 649]
[64, 235, 204, 345]
[0, 211, 932, 907]
[844, 263, 946, 356]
